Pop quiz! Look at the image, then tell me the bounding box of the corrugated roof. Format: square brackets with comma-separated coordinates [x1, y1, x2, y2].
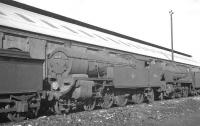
[0, 1, 199, 66]
[0, 0, 191, 57]
[15, 12, 35, 23]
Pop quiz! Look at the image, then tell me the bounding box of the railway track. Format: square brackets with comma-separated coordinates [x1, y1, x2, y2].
[3, 96, 200, 126]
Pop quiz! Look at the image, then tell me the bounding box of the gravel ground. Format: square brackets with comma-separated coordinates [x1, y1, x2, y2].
[2, 96, 200, 126]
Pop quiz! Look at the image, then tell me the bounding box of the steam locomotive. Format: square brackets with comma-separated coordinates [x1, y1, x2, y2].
[0, 0, 200, 122]
[46, 47, 200, 115]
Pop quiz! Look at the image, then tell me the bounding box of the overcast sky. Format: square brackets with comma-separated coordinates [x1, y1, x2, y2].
[15, 0, 200, 60]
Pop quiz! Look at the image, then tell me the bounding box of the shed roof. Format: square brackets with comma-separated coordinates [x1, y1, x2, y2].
[0, 0, 199, 66]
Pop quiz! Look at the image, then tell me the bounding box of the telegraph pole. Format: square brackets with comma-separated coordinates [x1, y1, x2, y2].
[169, 10, 174, 61]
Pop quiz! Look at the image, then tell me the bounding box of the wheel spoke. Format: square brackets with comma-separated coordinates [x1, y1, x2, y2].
[115, 95, 128, 107]
[7, 113, 26, 122]
[101, 88, 114, 109]
[132, 93, 144, 104]
[84, 98, 96, 111]
[54, 99, 70, 114]
[159, 92, 164, 100]
[182, 87, 189, 97]
[146, 88, 154, 103]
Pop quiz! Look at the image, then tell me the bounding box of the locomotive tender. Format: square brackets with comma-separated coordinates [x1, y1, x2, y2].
[1, 0, 200, 121]
[0, 48, 43, 121]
